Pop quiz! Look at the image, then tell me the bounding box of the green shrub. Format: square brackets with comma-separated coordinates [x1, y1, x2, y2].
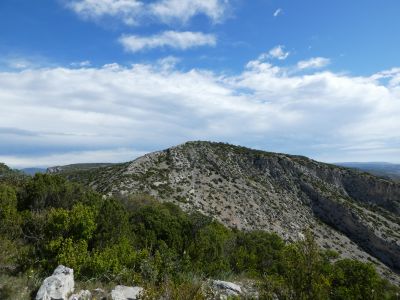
[330, 259, 388, 300]
[230, 230, 285, 276]
[19, 174, 89, 210]
[188, 221, 233, 276]
[85, 238, 140, 281]
[55, 238, 89, 276]
[130, 201, 191, 255]
[93, 198, 131, 249]
[0, 184, 21, 237]
[279, 231, 331, 300]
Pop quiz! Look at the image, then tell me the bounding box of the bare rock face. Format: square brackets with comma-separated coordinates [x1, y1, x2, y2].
[110, 285, 143, 300]
[36, 265, 74, 300]
[211, 280, 242, 298]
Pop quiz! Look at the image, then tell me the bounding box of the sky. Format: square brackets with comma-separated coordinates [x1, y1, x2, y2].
[1, 0, 400, 168]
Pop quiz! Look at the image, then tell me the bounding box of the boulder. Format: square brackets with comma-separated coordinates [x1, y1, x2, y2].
[212, 280, 242, 298]
[36, 265, 74, 300]
[69, 290, 91, 300]
[111, 285, 143, 300]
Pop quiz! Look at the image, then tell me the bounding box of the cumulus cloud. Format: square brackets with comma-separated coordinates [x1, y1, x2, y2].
[273, 8, 283, 17]
[66, 0, 229, 25]
[1, 55, 400, 167]
[297, 57, 330, 70]
[370, 68, 400, 87]
[260, 45, 290, 61]
[119, 31, 217, 52]
[149, 0, 229, 24]
[67, 0, 143, 25]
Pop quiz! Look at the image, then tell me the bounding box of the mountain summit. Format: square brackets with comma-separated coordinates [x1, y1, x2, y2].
[59, 141, 400, 283]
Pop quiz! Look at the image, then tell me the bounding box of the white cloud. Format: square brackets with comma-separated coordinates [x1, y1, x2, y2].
[70, 60, 91, 67]
[119, 31, 217, 52]
[273, 8, 282, 17]
[149, 0, 229, 24]
[66, 0, 229, 25]
[297, 57, 330, 70]
[67, 0, 143, 25]
[157, 56, 181, 70]
[1, 55, 400, 167]
[370, 68, 400, 87]
[260, 45, 290, 60]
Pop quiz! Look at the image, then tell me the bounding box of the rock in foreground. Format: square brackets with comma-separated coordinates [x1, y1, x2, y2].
[211, 280, 242, 298]
[111, 285, 143, 300]
[36, 265, 74, 300]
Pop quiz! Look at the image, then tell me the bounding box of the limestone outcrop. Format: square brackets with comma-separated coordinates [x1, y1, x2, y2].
[111, 285, 144, 300]
[36, 265, 74, 300]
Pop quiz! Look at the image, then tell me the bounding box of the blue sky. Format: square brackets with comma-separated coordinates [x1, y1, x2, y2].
[1, 0, 400, 167]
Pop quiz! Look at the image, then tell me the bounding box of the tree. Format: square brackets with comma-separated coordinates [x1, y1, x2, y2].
[19, 174, 86, 210]
[231, 230, 285, 276]
[281, 231, 331, 300]
[130, 201, 190, 255]
[93, 198, 131, 249]
[188, 221, 234, 276]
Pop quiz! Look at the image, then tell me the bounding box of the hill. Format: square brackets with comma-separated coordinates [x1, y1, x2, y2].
[336, 162, 400, 181]
[58, 141, 400, 283]
[46, 163, 115, 174]
[20, 168, 47, 176]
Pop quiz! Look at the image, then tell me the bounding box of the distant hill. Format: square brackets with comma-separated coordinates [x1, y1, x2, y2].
[336, 162, 400, 181]
[57, 141, 400, 284]
[20, 168, 47, 176]
[46, 163, 115, 174]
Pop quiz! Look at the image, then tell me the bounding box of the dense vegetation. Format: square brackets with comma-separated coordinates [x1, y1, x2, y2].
[0, 170, 399, 299]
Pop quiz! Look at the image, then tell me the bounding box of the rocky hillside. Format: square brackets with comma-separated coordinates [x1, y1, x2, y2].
[61, 141, 400, 283]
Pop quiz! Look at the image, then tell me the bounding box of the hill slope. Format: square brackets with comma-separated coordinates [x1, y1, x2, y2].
[61, 141, 400, 283]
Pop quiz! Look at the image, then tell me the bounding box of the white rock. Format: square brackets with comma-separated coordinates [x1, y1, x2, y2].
[111, 285, 143, 300]
[36, 265, 74, 300]
[69, 290, 91, 300]
[212, 280, 242, 296]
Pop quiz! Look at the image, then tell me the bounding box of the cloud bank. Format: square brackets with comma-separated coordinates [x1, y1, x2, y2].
[119, 31, 217, 52]
[1, 55, 400, 167]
